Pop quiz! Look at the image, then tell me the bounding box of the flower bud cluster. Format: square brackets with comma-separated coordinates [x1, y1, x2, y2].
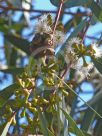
[64, 37, 101, 82]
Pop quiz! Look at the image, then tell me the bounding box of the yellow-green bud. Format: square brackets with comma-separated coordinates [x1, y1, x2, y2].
[29, 107, 37, 113]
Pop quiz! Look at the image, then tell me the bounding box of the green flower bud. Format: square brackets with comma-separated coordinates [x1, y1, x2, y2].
[20, 124, 27, 129]
[12, 117, 16, 125]
[62, 89, 69, 96]
[28, 107, 37, 113]
[25, 102, 32, 108]
[21, 109, 26, 117]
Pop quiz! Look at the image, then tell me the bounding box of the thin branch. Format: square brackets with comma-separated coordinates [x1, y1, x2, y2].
[81, 17, 92, 42]
[52, 0, 64, 34]
[0, 5, 92, 17]
[79, 32, 100, 40]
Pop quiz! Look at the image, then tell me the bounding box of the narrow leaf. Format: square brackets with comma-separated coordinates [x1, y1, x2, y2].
[68, 19, 86, 40]
[0, 83, 20, 108]
[38, 108, 49, 136]
[50, 0, 91, 8]
[10, 23, 26, 32]
[0, 67, 24, 74]
[47, 129, 55, 136]
[88, 91, 102, 106]
[61, 109, 85, 136]
[92, 57, 102, 74]
[100, 0, 102, 7]
[90, 1, 102, 22]
[69, 127, 91, 136]
[81, 108, 95, 131]
[59, 95, 68, 136]
[1, 113, 16, 136]
[5, 34, 30, 55]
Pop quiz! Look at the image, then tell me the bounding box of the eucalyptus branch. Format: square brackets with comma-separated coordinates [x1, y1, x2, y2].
[61, 66, 68, 79]
[79, 32, 100, 40]
[0, 5, 91, 17]
[61, 62, 72, 79]
[31, 46, 55, 57]
[53, 72, 102, 119]
[52, 0, 64, 35]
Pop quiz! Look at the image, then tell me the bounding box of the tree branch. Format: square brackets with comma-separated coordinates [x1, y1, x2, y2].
[0, 5, 91, 17]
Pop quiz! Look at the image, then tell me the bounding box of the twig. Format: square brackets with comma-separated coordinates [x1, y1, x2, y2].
[52, 0, 64, 35]
[81, 17, 92, 43]
[0, 5, 91, 17]
[79, 33, 100, 40]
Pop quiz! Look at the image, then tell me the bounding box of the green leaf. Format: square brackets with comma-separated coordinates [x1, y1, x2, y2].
[60, 97, 68, 136]
[0, 100, 15, 116]
[90, 1, 102, 22]
[1, 114, 15, 136]
[91, 15, 98, 25]
[100, 0, 102, 7]
[0, 17, 7, 24]
[94, 120, 102, 136]
[50, 0, 102, 22]
[0, 83, 20, 108]
[10, 23, 27, 32]
[92, 57, 102, 74]
[68, 19, 86, 40]
[0, 18, 9, 33]
[88, 91, 102, 106]
[0, 25, 9, 33]
[64, 9, 82, 31]
[0, 67, 24, 75]
[69, 68, 75, 80]
[83, 131, 91, 136]
[9, 48, 17, 67]
[69, 127, 91, 136]
[81, 108, 95, 131]
[61, 109, 85, 136]
[47, 129, 55, 136]
[50, 0, 91, 8]
[38, 108, 49, 136]
[5, 34, 30, 55]
[64, 19, 73, 32]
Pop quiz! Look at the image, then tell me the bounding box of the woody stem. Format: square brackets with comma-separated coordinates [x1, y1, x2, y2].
[52, 0, 64, 36]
